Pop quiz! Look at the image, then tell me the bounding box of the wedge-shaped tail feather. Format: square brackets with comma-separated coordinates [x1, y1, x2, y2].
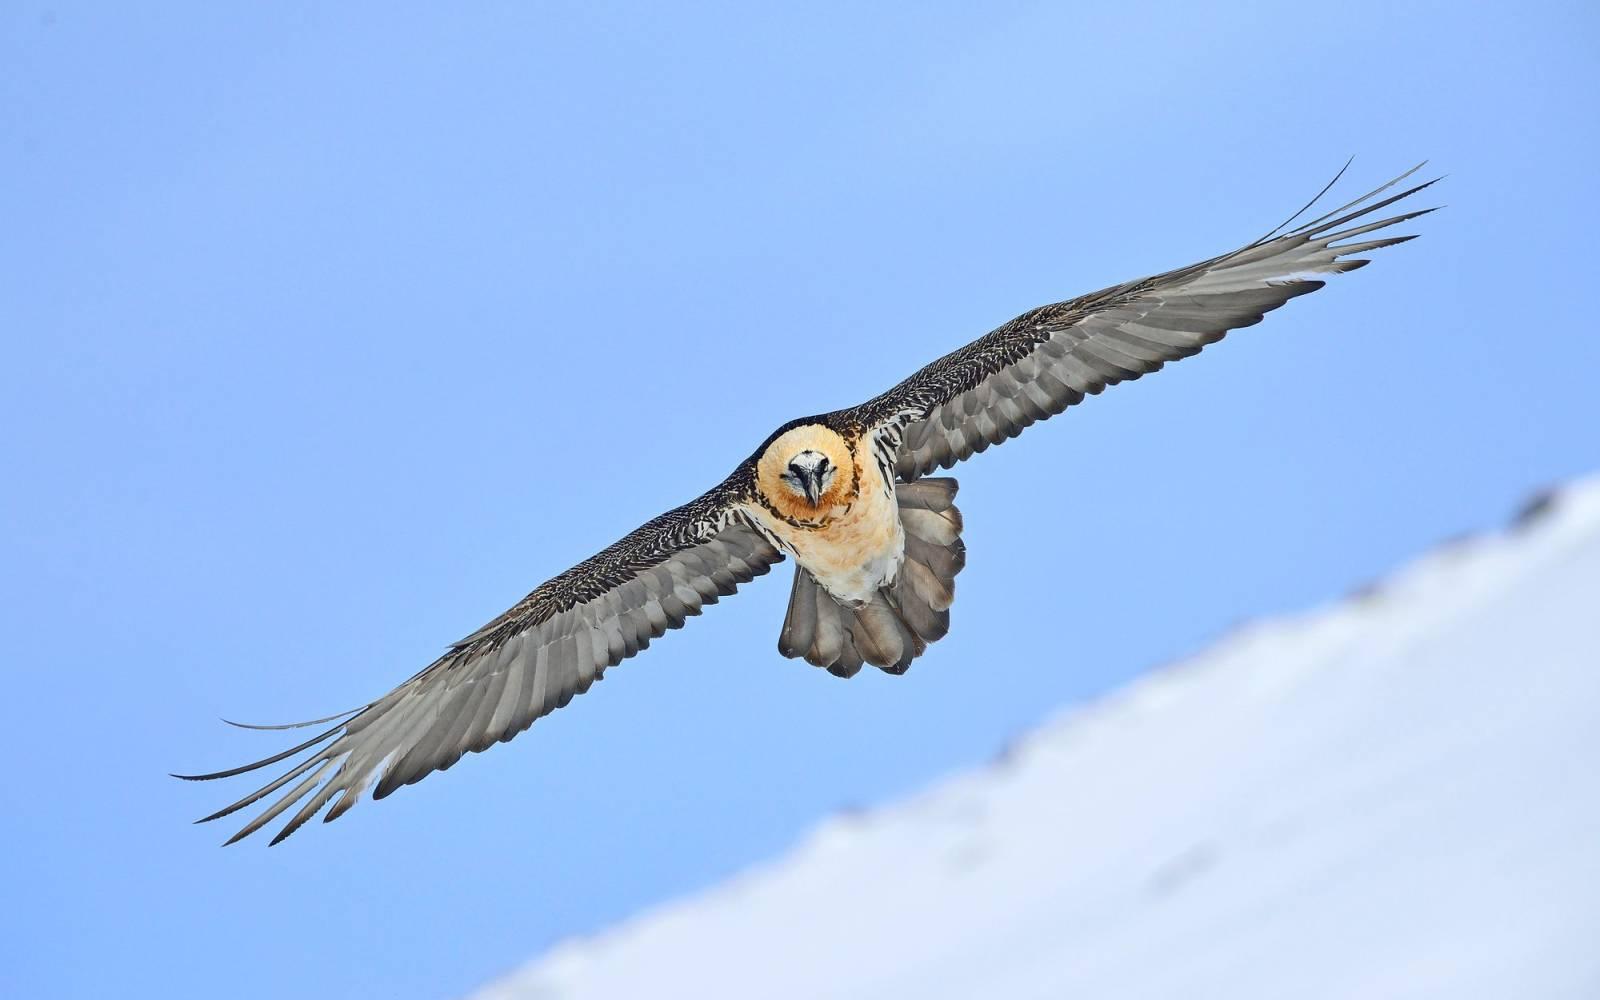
[779, 478, 965, 677]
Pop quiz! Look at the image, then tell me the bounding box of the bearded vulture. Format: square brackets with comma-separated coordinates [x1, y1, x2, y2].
[178, 164, 1438, 843]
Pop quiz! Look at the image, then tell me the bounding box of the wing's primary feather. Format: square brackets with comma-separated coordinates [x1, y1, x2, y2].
[859, 165, 1439, 480]
[175, 482, 781, 844]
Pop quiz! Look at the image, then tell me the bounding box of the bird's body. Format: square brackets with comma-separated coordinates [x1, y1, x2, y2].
[745, 421, 903, 607]
[181, 164, 1440, 844]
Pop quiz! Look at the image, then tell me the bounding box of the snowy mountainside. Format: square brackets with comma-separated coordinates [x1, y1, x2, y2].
[473, 479, 1600, 1000]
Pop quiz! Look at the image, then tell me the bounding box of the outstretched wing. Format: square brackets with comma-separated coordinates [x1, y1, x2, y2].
[859, 165, 1439, 481]
[177, 483, 781, 845]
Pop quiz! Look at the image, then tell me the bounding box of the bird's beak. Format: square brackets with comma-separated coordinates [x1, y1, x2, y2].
[800, 471, 822, 506]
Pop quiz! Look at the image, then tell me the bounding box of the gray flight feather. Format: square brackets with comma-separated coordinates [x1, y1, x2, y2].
[176, 479, 781, 844]
[854, 165, 1440, 481]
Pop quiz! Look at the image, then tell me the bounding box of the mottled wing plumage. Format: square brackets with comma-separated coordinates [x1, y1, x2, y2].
[177, 483, 781, 844]
[861, 166, 1439, 480]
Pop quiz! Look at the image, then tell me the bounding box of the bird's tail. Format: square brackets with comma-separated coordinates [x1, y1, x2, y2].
[778, 478, 965, 677]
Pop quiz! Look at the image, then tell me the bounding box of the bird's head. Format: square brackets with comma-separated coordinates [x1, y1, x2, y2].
[781, 449, 836, 506]
[756, 423, 854, 519]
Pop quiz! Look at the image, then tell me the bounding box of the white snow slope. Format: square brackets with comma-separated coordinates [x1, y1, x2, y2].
[473, 480, 1600, 1000]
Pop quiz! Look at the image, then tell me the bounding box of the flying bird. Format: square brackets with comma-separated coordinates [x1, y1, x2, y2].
[180, 164, 1438, 844]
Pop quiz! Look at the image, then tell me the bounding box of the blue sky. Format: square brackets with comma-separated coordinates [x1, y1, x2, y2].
[3, 3, 1596, 998]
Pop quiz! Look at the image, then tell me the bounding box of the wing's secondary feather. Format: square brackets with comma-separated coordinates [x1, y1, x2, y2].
[860, 165, 1439, 480]
[176, 484, 781, 844]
